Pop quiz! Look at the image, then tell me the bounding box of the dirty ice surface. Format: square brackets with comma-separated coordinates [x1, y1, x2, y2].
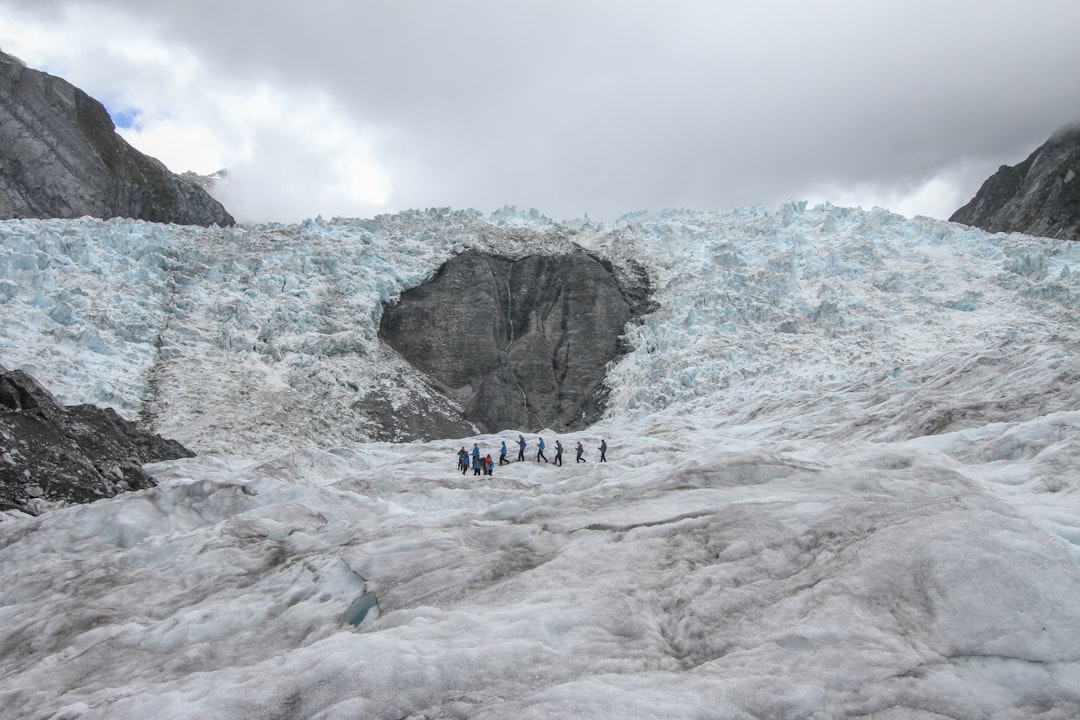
[1, 204, 1079, 718]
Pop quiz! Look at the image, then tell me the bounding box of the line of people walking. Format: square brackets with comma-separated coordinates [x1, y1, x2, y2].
[457, 443, 495, 475]
[457, 435, 607, 475]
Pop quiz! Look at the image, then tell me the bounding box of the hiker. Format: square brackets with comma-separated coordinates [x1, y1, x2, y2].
[499, 439, 509, 465]
[485, 454, 494, 475]
[517, 434, 527, 461]
[554, 439, 563, 466]
[576, 441, 585, 463]
[472, 453, 483, 476]
[471, 443, 481, 467]
[598, 438, 607, 462]
[457, 446, 469, 474]
[536, 437, 548, 463]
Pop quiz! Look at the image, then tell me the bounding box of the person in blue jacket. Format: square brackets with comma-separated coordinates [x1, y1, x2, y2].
[554, 439, 563, 466]
[499, 439, 509, 465]
[472, 453, 483, 476]
[536, 437, 548, 462]
[457, 446, 469, 474]
[517, 434, 527, 461]
[575, 441, 585, 463]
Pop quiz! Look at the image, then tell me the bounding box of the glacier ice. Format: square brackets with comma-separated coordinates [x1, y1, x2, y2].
[0, 204, 1079, 718]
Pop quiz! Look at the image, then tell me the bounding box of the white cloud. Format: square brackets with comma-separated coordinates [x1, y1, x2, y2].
[202, 85, 391, 223]
[800, 157, 1005, 221]
[2, 0, 1079, 223]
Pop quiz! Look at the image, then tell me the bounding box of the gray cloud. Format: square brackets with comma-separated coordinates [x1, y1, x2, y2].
[3, 0, 1080, 222]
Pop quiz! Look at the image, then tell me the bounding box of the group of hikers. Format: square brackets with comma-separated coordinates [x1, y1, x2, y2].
[456, 435, 608, 475]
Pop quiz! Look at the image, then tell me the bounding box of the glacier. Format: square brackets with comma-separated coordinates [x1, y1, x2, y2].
[0, 203, 1079, 719]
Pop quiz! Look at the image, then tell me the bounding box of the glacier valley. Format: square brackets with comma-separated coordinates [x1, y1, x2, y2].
[1, 203, 1079, 719]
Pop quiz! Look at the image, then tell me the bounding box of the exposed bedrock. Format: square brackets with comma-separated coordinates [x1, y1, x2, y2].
[379, 250, 655, 435]
[0, 49, 234, 227]
[0, 365, 194, 515]
[950, 121, 1080, 241]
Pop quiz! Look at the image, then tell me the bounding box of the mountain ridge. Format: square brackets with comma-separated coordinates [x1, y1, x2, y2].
[951, 122, 1080, 240]
[0, 49, 234, 227]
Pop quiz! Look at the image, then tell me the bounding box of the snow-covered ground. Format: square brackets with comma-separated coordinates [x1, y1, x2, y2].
[1, 205, 1079, 718]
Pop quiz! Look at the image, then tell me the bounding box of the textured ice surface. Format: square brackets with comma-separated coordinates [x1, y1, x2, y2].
[1, 205, 1079, 718]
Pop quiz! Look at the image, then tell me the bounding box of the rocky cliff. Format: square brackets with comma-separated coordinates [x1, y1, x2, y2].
[950, 123, 1080, 241]
[0, 366, 194, 515]
[0, 50, 234, 227]
[379, 249, 655, 434]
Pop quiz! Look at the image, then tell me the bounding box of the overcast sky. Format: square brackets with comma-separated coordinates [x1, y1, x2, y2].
[2, 1, 1079, 224]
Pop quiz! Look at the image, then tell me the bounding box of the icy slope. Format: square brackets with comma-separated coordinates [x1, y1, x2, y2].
[0, 210, 569, 452]
[1, 412, 1079, 718]
[0, 203, 1076, 454]
[593, 204, 1078, 431]
[1, 205, 1079, 718]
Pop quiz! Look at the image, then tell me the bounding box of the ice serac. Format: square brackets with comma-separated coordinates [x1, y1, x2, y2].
[951, 122, 1080, 241]
[0, 365, 194, 515]
[0, 50, 234, 227]
[379, 249, 655, 434]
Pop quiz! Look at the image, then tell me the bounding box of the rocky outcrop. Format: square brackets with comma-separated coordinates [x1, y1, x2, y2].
[379, 249, 655, 434]
[951, 123, 1080, 241]
[0, 49, 234, 227]
[0, 366, 194, 515]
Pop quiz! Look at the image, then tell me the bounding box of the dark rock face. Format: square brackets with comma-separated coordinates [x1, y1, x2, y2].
[0, 50, 234, 227]
[379, 250, 655, 434]
[951, 123, 1080, 241]
[0, 366, 194, 515]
